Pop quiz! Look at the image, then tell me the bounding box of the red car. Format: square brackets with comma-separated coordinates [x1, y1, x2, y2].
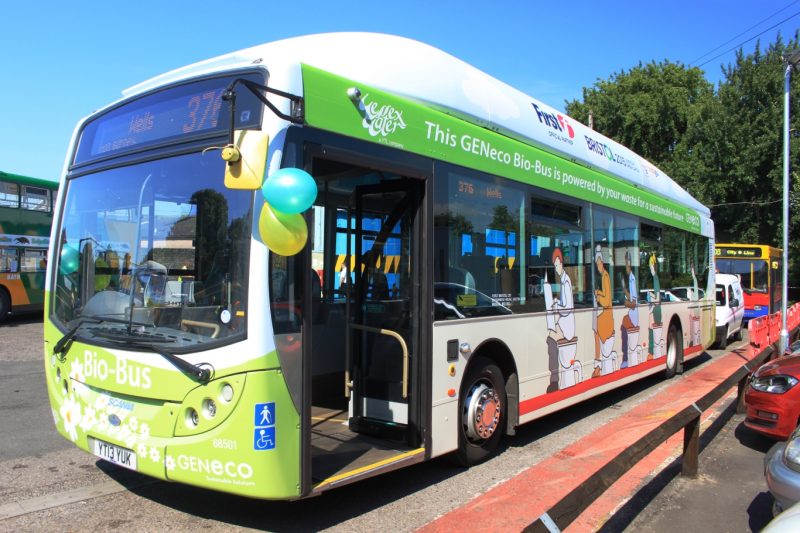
[745, 353, 800, 440]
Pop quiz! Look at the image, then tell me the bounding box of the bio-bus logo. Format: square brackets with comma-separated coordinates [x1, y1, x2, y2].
[82, 350, 152, 389]
[361, 94, 407, 138]
[531, 103, 575, 140]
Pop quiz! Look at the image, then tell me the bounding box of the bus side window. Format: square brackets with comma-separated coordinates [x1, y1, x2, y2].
[0, 248, 19, 273]
[0, 182, 19, 208]
[20, 185, 51, 212]
[21, 249, 47, 272]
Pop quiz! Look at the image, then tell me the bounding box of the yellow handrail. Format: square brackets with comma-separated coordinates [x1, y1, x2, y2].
[350, 323, 409, 399]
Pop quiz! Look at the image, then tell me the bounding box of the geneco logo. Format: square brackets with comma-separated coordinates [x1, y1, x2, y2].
[361, 94, 407, 138]
[531, 103, 575, 141]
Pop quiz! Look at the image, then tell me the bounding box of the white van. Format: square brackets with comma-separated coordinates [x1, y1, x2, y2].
[714, 273, 745, 348]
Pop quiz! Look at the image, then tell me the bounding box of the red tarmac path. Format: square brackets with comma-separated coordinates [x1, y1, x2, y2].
[418, 344, 760, 532]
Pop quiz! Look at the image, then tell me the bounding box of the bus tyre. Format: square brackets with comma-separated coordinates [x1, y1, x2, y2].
[717, 326, 728, 350]
[454, 356, 505, 466]
[0, 290, 9, 323]
[665, 325, 682, 379]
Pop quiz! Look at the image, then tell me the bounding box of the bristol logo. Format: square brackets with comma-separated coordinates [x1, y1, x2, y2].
[531, 103, 575, 140]
[361, 94, 407, 138]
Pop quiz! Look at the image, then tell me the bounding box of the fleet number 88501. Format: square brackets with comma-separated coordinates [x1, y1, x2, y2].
[212, 438, 237, 450]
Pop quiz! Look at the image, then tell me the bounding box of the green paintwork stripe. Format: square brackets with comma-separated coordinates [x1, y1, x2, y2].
[302, 65, 702, 234]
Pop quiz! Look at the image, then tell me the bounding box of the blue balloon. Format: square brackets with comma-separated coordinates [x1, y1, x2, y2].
[59, 244, 80, 276]
[261, 168, 317, 214]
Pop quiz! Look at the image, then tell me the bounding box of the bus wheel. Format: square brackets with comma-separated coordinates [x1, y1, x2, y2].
[455, 356, 505, 466]
[0, 290, 9, 323]
[717, 326, 728, 350]
[665, 325, 682, 378]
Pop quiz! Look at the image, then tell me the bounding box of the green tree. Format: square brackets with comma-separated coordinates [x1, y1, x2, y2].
[565, 60, 714, 170]
[680, 35, 800, 283]
[566, 32, 800, 291]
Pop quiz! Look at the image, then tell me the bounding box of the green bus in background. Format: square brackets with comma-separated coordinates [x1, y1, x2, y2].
[0, 170, 56, 321]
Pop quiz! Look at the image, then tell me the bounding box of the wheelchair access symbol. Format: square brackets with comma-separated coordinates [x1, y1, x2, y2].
[254, 426, 276, 450]
[253, 402, 276, 451]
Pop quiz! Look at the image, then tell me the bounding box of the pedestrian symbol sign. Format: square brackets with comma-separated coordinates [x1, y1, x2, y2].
[253, 402, 276, 451]
[255, 403, 275, 427]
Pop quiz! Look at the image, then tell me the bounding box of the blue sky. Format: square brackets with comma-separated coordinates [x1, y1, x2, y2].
[1, 0, 798, 183]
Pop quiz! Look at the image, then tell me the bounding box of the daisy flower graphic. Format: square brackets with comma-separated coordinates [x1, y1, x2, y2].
[59, 395, 82, 442]
[79, 406, 97, 432]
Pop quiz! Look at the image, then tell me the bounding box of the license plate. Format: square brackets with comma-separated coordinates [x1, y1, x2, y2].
[89, 437, 137, 471]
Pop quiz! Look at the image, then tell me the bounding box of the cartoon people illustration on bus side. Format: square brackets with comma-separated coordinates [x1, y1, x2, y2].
[647, 254, 665, 359]
[545, 248, 582, 391]
[620, 250, 642, 368]
[689, 262, 702, 346]
[593, 245, 617, 377]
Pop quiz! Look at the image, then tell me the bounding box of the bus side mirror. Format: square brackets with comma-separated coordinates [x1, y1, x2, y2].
[223, 129, 269, 190]
[772, 261, 780, 270]
[730, 298, 739, 308]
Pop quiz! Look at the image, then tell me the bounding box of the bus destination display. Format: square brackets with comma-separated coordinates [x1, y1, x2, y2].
[74, 73, 263, 165]
[715, 246, 762, 258]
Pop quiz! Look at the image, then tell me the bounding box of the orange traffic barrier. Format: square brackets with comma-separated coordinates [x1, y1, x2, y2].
[788, 303, 800, 332]
[749, 316, 768, 348]
[769, 312, 782, 346]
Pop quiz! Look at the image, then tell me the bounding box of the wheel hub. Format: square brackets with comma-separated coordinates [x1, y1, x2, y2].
[667, 338, 677, 368]
[464, 383, 501, 441]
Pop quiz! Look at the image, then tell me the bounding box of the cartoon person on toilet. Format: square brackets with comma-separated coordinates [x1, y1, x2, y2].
[546, 248, 578, 391]
[593, 245, 615, 377]
[620, 250, 638, 368]
[648, 254, 662, 359]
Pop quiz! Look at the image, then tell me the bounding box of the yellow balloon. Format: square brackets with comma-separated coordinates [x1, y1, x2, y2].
[259, 201, 308, 256]
[94, 257, 111, 291]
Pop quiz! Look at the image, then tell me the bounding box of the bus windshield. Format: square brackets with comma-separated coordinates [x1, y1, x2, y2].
[53, 152, 252, 350]
[716, 258, 768, 293]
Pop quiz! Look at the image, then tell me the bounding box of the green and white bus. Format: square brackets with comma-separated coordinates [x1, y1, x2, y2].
[45, 33, 715, 499]
[0, 170, 56, 321]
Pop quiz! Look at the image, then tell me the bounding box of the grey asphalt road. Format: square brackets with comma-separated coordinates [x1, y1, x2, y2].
[0, 312, 777, 532]
[610, 402, 776, 533]
[0, 313, 70, 462]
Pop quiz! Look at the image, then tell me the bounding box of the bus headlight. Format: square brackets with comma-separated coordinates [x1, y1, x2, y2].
[186, 408, 200, 428]
[202, 398, 217, 419]
[174, 375, 245, 437]
[221, 383, 234, 403]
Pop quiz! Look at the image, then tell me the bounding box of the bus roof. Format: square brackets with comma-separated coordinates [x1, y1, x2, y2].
[0, 170, 57, 190]
[124, 33, 710, 219]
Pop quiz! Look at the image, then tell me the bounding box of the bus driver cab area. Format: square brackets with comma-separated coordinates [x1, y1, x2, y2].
[53, 152, 253, 355]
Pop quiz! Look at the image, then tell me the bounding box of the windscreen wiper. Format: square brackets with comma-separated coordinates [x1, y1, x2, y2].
[53, 316, 155, 358]
[92, 333, 212, 383]
[53, 318, 102, 357]
[136, 343, 212, 383]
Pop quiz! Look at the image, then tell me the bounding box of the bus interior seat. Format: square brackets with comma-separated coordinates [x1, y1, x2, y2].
[448, 266, 476, 290]
[460, 255, 494, 293]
